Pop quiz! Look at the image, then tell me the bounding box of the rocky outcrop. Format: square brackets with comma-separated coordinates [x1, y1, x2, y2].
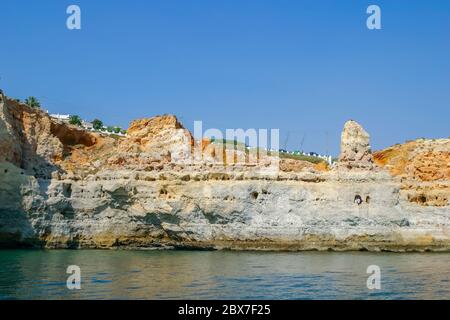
[0, 89, 449, 251]
[0, 92, 22, 165]
[338, 120, 374, 170]
[118, 115, 193, 163]
[374, 139, 450, 207]
[0, 94, 97, 178]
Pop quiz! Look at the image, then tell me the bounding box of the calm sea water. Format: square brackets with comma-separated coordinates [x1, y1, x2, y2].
[0, 250, 448, 300]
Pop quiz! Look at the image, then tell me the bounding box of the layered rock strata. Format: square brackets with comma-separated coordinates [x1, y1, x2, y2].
[0, 90, 449, 251]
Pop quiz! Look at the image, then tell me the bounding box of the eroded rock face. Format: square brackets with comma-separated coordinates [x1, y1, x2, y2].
[0, 93, 21, 165]
[0, 90, 449, 251]
[121, 115, 193, 161]
[338, 120, 374, 170]
[0, 92, 98, 178]
[374, 139, 450, 207]
[280, 159, 315, 172]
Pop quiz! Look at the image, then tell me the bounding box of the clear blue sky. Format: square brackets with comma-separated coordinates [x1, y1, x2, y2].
[1, 0, 449, 155]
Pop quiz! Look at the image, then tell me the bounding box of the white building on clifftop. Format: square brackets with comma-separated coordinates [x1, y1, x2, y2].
[50, 114, 70, 122]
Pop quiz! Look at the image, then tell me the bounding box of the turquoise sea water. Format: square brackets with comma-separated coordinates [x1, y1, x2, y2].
[0, 250, 449, 300]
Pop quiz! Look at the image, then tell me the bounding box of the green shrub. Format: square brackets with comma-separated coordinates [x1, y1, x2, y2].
[69, 115, 82, 126]
[24, 96, 41, 109]
[92, 119, 103, 130]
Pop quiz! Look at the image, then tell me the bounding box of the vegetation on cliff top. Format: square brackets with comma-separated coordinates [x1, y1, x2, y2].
[24, 96, 41, 109]
[69, 115, 82, 126]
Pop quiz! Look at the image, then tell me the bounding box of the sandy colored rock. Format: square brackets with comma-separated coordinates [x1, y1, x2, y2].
[374, 139, 450, 207]
[0, 89, 449, 251]
[338, 120, 374, 170]
[280, 158, 315, 172]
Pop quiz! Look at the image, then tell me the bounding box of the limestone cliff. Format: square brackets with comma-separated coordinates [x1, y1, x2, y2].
[0, 90, 449, 251]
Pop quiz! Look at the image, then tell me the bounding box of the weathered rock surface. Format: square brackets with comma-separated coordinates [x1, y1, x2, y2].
[338, 120, 374, 170]
[374, 139, 450, 207]
[0, 90, 449, 251]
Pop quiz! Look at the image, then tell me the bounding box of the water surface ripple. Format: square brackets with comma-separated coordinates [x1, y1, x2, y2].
[0, 250, 448, 300]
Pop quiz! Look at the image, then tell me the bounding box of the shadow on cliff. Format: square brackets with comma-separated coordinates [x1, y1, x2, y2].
[0, 210, 41, 248]
[0, 163, 46, 248]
